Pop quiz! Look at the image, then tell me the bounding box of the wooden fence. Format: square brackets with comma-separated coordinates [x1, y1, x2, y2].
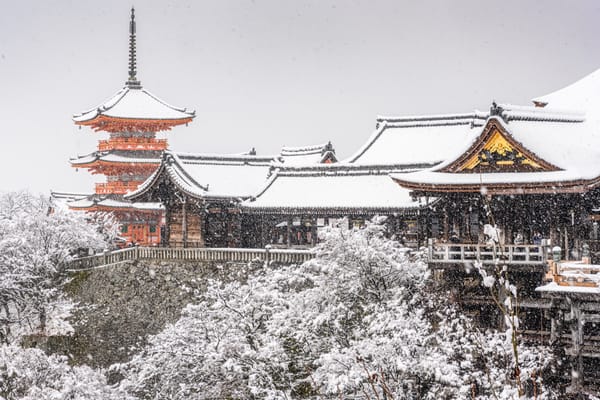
[427, 240, 550, 267]
[67, 246, 315, 271]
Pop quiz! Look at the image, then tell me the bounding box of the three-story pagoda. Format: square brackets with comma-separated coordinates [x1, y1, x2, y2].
[68, 8, 195, 245]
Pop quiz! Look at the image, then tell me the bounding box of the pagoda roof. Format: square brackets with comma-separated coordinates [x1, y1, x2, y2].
[71, 150, 161, 167]
[50, 191, 91, 211]
[66, 194, 163, 212]
[73, 86, 195, 132]
[391, 104, 598, 195]
[242, 164, 425, 215]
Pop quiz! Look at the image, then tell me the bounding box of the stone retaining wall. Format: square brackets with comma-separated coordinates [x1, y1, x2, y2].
[58, 258, 260, 367]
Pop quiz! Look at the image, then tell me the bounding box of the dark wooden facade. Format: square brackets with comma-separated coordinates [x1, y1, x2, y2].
[129, 177, 242, 248]
[243, 210, 425, 249]
[423, 192, 598, 259]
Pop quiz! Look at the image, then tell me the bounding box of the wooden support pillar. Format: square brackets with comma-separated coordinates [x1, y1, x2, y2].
[259, 214, 266, 247]
[567, 297, 584, 393]
[550, 313, 558, 344]
[443, 208, 449, 241]
[311, 218, 318, 246]
[564, 227, 569, 261]
[416, 211, 421, 248]
[286, 217, 292, 248]
[164, 206, 171, 247]
[496, 283, 507, 331]
[225, 210, 231, 248]
[182, 199, 188, 248]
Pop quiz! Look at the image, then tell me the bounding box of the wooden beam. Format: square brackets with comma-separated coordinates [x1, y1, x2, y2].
[182, 199, 188, 248]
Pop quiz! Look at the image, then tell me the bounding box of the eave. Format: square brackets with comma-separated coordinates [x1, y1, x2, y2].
[391, 175, 600, 195]
[69, 204, 162, 213]
[71, 160, 160, 175]
[241, 205, 423, 217]
[125, 154, 209, 202]
[75, 115, 194, 133]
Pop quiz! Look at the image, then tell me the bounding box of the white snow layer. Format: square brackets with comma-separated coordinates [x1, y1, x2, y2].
[245, 170, 421, 210]
[74, 87, 194, 122]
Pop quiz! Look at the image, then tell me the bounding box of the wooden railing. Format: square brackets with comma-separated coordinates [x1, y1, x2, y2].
[67, 246, 315, 271]
[95, 181, 144, 195]
[427, 240, 550, 266]
[98, 138, 168, 151]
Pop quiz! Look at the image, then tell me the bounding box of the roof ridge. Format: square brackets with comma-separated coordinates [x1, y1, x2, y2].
[274, 162, 434, 176]
[141, 88, 195, 115]
[376, 112, 487, 123]
[175, 151, 277, 164]
[73, 88, 128, 118]
[280, 143, 329, 153]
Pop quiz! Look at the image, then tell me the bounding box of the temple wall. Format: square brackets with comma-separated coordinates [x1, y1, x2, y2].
[168, 206, 204, 247]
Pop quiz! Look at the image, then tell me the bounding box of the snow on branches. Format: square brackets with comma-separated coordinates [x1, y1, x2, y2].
[0, 344, 132, 400]
[119, 218, 557, 399]
[0, 191, 114, 342]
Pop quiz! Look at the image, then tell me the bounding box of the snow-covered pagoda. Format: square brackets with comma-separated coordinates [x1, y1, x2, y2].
[64, 8, 194, 245]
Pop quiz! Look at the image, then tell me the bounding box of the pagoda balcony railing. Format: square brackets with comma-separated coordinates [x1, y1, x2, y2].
[67, 246, 315, 271]
[98, 138, 168, 151]
[95, 181, 143, 195]
[427, 240, 550, 268]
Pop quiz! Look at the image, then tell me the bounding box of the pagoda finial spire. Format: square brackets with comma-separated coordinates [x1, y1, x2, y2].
[126, 7, 141, 88]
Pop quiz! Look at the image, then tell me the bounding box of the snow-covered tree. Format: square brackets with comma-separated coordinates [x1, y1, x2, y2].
[0, 191, 114, 342]
[0, 344, 132, 400]
[119, 217, 557, 399]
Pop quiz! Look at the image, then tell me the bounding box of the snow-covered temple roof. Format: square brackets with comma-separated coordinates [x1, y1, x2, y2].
[277, 142, 337, 165]
[128, 143, 342, 202]
[391, 103, 598, 194]
[243, 164, 425, 215]
[345, 113, 487, 166]
[537, 261, 600, 296]
[127, 150, 277, 201]
[532, 68, 600, 112]
[537, 280, 600, 295]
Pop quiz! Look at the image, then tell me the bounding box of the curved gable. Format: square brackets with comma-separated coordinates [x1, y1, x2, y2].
[440, 118, 561, 173]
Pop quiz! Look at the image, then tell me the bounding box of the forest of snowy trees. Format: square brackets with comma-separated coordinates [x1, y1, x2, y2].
[0, 192, 589, 399]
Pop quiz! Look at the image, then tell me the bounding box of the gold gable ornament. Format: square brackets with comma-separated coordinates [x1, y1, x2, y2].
[461, 129, 543, 172]
[441, 117, 560, 174]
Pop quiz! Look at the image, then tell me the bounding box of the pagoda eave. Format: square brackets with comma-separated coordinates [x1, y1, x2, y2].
[72, 163, 160, 176]
[75, 115, 194, 133]
[68, 203, 162, 214]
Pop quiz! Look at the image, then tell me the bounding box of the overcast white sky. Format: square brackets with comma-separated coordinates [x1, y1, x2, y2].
[1, 0, 599, 194]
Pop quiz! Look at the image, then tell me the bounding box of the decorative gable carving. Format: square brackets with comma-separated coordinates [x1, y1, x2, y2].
[441, 118, 560, 173]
